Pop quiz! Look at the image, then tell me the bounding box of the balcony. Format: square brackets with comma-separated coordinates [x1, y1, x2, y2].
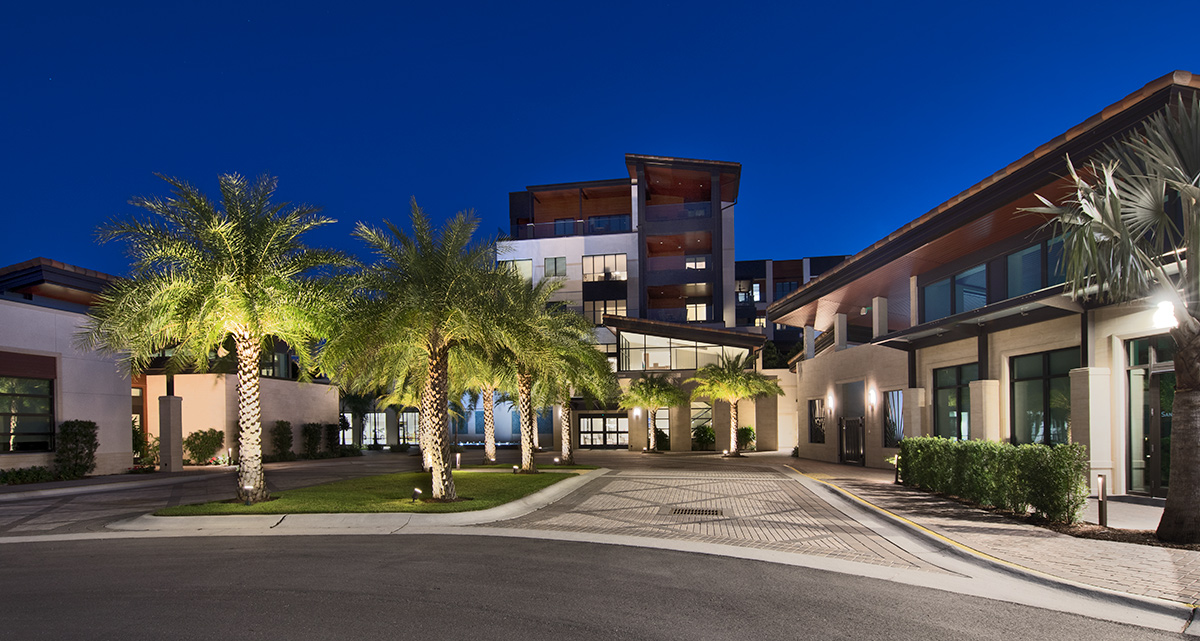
[510, 214, 633, 240]
[645, 202, 711, 222]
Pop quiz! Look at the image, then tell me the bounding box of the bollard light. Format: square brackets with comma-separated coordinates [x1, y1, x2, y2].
[455, 452, 461, 469]
[1097, 474, 1108, 528]
[513, 465, 519, 474]
[243, 485, 254, 506]
[722, 449, 729, 456]
[412, 488, 422, 503]
[554, 457, 560, 465]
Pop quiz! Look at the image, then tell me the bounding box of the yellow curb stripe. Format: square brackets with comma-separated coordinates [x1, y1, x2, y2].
[786, 464, 1199, 610]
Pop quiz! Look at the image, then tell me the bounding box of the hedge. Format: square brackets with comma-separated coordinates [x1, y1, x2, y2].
[897, 436, 1089, 523]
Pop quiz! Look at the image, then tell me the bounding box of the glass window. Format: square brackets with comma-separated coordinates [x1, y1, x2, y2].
[1047, 236, 1065, 286]
[618, 331, 746, 372]
[754, 317, 766, 328]
[544, 256, 566, 278]
[808, 398, 826, 444]
[923, 277, 952, 322]
[1, 376, 55, 453]
[584, 299, 626, 325]
[499, 259, 533, 281]
[586, 215, 632, 234]
[955, 265, 987, 313]
[583, 254, 627, 282]
[685, 256, 707, 270]
[933, 364, 978, 440]
[1007, 245, 1042, 298]
[883, 390, 903, 448]
[752, 283, 761, 302]
[580, 415, 628, 447]
[686, 303, 709, 322]
[1010, 347, 1078, 445]
[774, 281, 799, 299]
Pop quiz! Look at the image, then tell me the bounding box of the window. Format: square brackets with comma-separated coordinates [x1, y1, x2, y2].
[685, 256, 707, 270]
[579, 416, 628, 447]
[544, 256, 566, 278]
[690, 402, 712, 445]
[934, 363, 978, 440]
[883, 390, 903, 448]
[586, 215, 632, 234]
[774, 281, 799, 299]
[1006, 237, 1065, 298]
[397, 410, 419, 444]
[808, 398, 825, 444]
[1011, 347, 1078, 445]
[583, 254, 627, 282]
[754, 317, 766, 328]
[584, 299, 626, 324]
[474, 411, 485, 435]
[619, 331, 748, 372]
[554, 218, 575, 236]
[499, 259, 533, 281]
[686, 303, 709, 322]
[1, 376, 54, 452]
[752, 283, 762, 302]
[923, 265, 988, 322]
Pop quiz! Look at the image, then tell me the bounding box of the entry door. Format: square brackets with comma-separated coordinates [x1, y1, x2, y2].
[1147, 372, 1175, 497]
[840, 417, 865, 465]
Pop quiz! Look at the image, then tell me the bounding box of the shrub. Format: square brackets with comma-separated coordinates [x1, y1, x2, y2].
[183, 428, 225, 464]
[55, 420, 99, 480]
[0, 466, 57, 485]
[692, 424, 715, 450]
[654, 428, 670, 451]
[393, 443, 411, 453]
[791, 445, 800, 458]
[338, 445, 363, 457]
[323, 423, 340, 452]
[301, 423, 322, 458]
[271, 420, 295, 460]
[737, 426, 756, 451]
[897, 436, 1089, 524]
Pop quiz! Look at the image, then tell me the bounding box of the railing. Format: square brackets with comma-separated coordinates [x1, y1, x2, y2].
[644, 202, 711, 222]
[509, 214, 633, 240]
[646, 308, 688, 323]
[645, 254, 711, 272]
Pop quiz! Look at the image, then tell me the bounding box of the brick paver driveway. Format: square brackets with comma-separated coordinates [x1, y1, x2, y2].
[489, 455, 942, 572]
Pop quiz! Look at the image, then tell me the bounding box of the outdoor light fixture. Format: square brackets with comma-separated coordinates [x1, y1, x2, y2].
[411, 488, 422, 503]
[1154, 300, 1179, 329]
[722, 449, 729, 456]
[553, 457, 560, 465]
[513, 465, 519, 474]
[868, 388, 877, 408]
[243, 485, 253, 506]
[455, 452, 461, 469]
[1096, 475, 1107, 527]
[827, 393, 835, 411]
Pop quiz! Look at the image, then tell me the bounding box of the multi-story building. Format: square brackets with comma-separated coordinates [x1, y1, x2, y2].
[734, 257, 849, 344]
[768, 70, 1200, 498]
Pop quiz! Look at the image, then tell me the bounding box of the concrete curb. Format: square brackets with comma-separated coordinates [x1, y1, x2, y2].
[783, 466, 1197, 631]
[106, 468, 610, 533]
[0, 471, 230, 503]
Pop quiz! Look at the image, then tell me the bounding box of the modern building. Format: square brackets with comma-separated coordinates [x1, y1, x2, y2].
[0, 257, 338, 475]
[734, 257, 849, 345]
[768, 70, 1200, 498]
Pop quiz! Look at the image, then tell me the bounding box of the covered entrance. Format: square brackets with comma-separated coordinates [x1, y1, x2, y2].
[1129, 335, 1175, 497]
[579, 415, 629, 448]
[838, 380, 865, 466]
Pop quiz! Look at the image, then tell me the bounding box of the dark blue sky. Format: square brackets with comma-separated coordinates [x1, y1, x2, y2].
[3, 1, 1197, 277]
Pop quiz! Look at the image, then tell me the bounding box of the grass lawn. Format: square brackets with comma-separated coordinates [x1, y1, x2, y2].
[155, 470, 579, 516]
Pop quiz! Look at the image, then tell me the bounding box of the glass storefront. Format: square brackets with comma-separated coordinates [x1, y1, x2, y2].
[1128, 335, 1175, 497]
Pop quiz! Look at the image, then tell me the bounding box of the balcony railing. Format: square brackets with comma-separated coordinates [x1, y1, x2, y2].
[645, 254, 712, 272]
[645, 202, 711, 222]
[510, 214, 633, 240]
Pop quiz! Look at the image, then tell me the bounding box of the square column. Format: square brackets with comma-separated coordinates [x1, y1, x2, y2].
[901, 388, 926, 438]
[872, 296, 889, 338]
[158, 395, 184, 472]
[1070, 367, 1113, 494]
[968, 379, 1001, 442]
[834, 313, 848, 351]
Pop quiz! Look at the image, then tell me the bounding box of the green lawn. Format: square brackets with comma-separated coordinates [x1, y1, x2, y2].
[155, 470, 579, 516]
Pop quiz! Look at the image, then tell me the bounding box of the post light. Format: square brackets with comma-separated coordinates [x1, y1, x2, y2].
[1097, 474, 1107, 527]
[513, 465, 519, 474]
[243, 485, 253, 506]
[455, 452, 461, 469]
[411, 488, 422, 503]
[722, 449, 729, 456]
[553, 457, 560, 465]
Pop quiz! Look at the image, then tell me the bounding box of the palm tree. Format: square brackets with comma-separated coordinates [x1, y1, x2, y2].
[535, 331, 616, 464]
[326, 201, 501, 499]
[499, 274, 601, 472]
[454, 347, 514, 463]
[78, 174, 351, 503]
[686, 353, 783, 457]
[619, 372, 688, 452]
[1026, 94, 1200, 543]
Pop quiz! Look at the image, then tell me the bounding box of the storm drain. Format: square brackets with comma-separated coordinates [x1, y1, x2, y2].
[667, 507, 723, 516]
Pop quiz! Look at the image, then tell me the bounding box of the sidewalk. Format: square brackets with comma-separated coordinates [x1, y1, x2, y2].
[789, 457, 1200, 606]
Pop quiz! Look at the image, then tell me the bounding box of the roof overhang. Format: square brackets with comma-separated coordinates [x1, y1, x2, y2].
[601, 314, 766, 350]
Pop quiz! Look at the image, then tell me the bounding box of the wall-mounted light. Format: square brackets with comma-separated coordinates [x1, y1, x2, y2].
[868, 388, 877, 409]
[1154, 300, 1179, 329]
[827, 393, 835, 413]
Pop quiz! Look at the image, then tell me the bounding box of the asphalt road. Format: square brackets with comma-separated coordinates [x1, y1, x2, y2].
[0, 535, 1181, 640]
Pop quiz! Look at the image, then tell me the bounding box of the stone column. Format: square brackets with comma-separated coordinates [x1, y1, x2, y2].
[968, 380, 1001, 442]
[803, 326, 816, 360]
[872, 296, 889, 339]
[1071, 367, 1113, 494]
[901, 388, 926, 437]
[834, 313, 848, 351]
[158, 395, 184, 472]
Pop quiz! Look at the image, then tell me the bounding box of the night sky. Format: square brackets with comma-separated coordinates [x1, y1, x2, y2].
[3, 1, 1197, 277]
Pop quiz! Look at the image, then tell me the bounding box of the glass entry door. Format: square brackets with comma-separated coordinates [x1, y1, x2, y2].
[1128, 335, 1175, 497]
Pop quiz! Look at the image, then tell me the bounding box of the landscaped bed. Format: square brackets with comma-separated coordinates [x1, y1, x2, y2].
[155, 470, 583, 516]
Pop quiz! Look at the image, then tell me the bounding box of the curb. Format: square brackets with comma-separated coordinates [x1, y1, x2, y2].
[106, 468, 610, 533]
[0, 472, 230, 503]
[785, 465, 1197, 626]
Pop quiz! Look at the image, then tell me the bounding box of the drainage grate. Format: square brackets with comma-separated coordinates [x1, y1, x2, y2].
[669, 507, 722, 516]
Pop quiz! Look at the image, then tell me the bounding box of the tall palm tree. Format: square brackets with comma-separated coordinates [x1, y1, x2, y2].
[499, 274, 600, 472]
[454, 346, 514, 463]
[619, 372, 688, 452]
[686, 353, 783, 457]
[535, 331, 616, 464]
[1026, 94, 1200, 543]
[78, 174, 351, 503]
[326, 201, 501, 499]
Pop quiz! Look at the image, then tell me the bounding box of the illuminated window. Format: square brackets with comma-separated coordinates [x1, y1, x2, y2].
[685, 256, 707, 270]
[583, 254, 627, 282]
[499, 259, 533, 281]
[583, 299, 626, 324]
[544, 256, 566, 278]
[0, 376, 54, 452]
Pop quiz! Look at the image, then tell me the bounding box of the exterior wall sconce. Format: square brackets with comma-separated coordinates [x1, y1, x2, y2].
[868, 388, 877, 409]
[1154, 300, 1179, 329]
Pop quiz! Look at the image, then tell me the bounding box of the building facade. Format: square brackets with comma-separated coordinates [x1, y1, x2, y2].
[769, 70, 1200, 497]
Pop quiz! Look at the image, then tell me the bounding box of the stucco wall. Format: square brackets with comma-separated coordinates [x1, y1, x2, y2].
[0, 299, 131, 475]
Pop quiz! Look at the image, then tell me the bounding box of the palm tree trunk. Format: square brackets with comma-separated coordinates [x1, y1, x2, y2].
[647, 408, 657, 451]
[423, 344, 456, 500]
[728, 399, 740, 456]
[234, 332, 269, 503]
[518, 371, 536, 472]
[1158, 328, 1200, 542]
[559, 392, 573, 465]
[419, 387, 432, 472]
[483, 386, 497, 463]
